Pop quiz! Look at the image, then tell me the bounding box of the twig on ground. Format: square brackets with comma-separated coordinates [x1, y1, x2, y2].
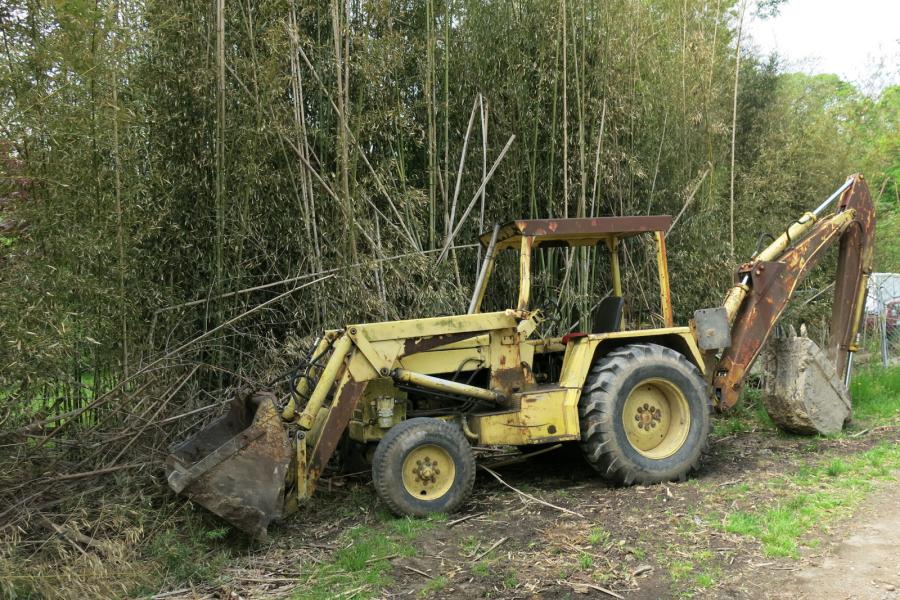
[37, 513, 90, 557]
[403, 565, 434, 579]
[472, 536, 508, 562]
[631, 565, 653, 577]
[151, 589, 191, 599]
[364, 553, 398, 564]
[447, 512, 484, 528]
[718, 478, 744, 487]
[712, 434, 737, 445]
[565, 581, 625, 599]
[52, 462, 150, 482]
[479, 465, 585, 518]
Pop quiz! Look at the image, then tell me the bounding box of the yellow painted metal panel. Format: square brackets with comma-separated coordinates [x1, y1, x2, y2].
[347, 348, 380, 381]
[348, 328, 392, 374]
[297, 335, 353, 429]
[655, 231, 674, 327]
[422, 333, 490, 351]
[608, 237, 622, 297]
[558, 338, 595, 388]
[353, 312, 518, 342]
[469, 387, 580, 445]
[399, 347, 488, 373]
[518, 236, 532, 310]
[555, 328, 706, 393]
[488, 327, 528, 394]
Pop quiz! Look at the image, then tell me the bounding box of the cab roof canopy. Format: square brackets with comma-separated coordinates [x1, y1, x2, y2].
[480, 216, 673, 249]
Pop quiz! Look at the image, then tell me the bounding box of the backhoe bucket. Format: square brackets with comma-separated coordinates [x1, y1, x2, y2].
[761, 335, 851, 435]
[166, 391, 292, 538]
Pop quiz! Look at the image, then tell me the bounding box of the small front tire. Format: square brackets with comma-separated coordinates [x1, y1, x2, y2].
[372, 417, 475, 517]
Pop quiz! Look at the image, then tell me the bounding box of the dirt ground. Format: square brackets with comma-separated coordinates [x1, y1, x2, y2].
[760, 485, 900, 600]
[166, 425, 900, 599]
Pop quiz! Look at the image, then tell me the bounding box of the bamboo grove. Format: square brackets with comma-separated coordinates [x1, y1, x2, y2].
[1, 1, 898, 475]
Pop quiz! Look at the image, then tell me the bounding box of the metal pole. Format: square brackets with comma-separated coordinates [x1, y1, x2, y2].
[844, 351, 854, 388]
[812, 177, 854, 217]
[736, 177, 855, 290]
[468, 222, 500, 314]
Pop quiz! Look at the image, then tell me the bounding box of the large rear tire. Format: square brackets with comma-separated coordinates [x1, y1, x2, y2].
[579, 343, 710, 485]
[372, 417, 475, 517]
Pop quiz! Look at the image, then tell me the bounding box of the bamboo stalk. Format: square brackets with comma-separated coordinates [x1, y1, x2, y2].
[438, 134, 516, 262]
[215, 0, 226, 288]
[589, 99, 605, 218]
[110, 1, 127, 379]
[332, 0, 356, 260]
[729, 0, 748, 257]
[477, 94, 488, 267]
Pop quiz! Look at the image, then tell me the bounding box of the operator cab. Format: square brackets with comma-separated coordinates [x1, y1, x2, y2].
[471, 216, 674, 339]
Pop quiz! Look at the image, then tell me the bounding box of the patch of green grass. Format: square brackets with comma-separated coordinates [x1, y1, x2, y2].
[850, 365, 900, 423]
[588, 527, 609, 546]
[629, 546, 647, 560]
[724, 511, 762, 537]
[714, 386, 776, 436]
[419, 575, 448, 597]
[577, 553, 593, 570]
[460, 535, 481, 556]
[721, 442, 900, 557]
[292, 523, 420, 599]
[389, 515, 438, 539]
[669, 560, 694, 582]
[473, 561, 490, 577]
[695, 571, 715, 587]
[502, 571, 519, 588]
[826, 459, 849, 477]
[148, 525, 233, 585]
[713, 416, 750, 436]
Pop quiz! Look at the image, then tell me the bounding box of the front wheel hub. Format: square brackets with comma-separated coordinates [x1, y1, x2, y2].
[402, 445, 455, 500]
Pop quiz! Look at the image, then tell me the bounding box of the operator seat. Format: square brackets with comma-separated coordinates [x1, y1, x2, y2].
[591, 296, 624, 333]
[561, 296, 624, 345]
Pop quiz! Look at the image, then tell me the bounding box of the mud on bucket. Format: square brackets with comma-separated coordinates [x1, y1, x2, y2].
[166, 390, 292, 538]
[761, 335, 851, 435]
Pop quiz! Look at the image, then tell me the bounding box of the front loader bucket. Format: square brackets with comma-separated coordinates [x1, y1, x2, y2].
[166, 391, 292, 538]
[761, 335, 851, 435]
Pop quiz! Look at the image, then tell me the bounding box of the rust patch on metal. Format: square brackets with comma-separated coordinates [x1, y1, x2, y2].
[165, 391, 292, 538]
[830, 176, 875, 375]
[715, 179, 874, 409]
[306, 380, 367, 482]
[401, 331, 483, 356]
[480, 216, 673, 246]
[491, 366, 525, 398]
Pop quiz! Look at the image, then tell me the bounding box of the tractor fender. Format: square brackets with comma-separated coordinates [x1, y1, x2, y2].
[558, 328, 705, 393]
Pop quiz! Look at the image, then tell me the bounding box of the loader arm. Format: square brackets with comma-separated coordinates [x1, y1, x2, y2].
[712, 175, 875, 408]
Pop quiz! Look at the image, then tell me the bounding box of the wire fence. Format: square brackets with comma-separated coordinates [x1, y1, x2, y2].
[859, 273, 900, 370]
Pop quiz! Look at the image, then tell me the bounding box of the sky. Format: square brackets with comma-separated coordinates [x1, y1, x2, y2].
[744, 0, 900, 93]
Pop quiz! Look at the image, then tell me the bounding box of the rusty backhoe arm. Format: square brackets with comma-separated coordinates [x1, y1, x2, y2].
[711, 175, 875, 408]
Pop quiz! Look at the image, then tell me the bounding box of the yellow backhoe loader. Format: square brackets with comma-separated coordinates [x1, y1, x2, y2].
[166, 175, 874, 537]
